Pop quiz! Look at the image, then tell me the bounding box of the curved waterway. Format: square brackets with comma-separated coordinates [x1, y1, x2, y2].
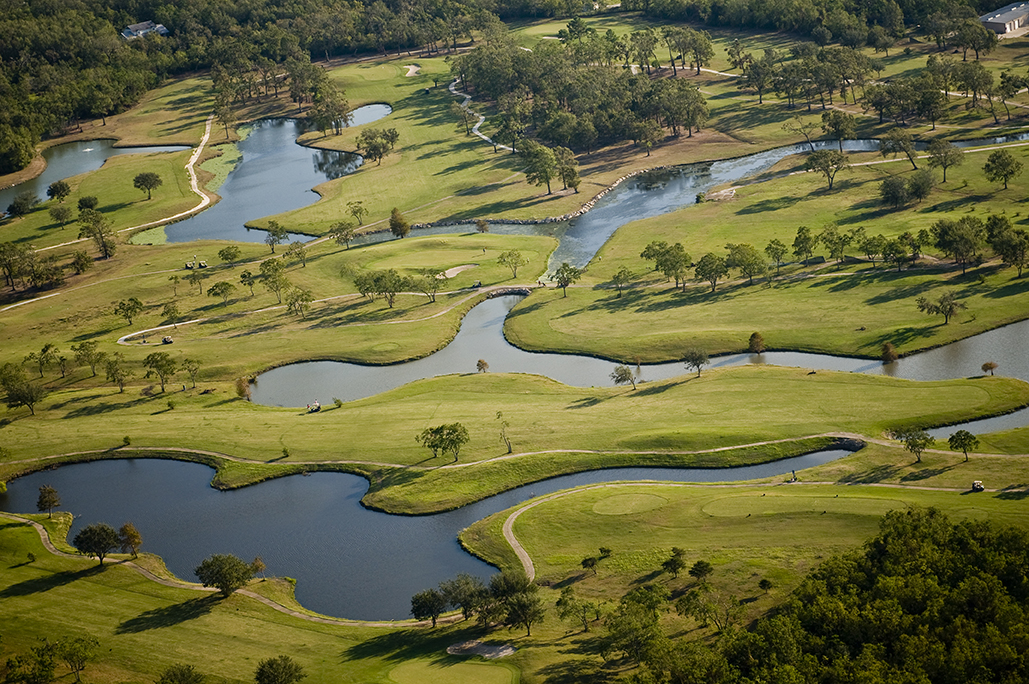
[0, 140, 190, 212]
[162, 105, 391, 243]
[0, 449, 851, 620]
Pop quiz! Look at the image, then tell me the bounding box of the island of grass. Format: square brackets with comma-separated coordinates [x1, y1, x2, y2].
[3, 367, 1028, 513]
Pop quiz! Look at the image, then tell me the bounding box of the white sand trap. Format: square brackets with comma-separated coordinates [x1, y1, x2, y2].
[447, 640, 517, 659]
[439, 264, 478, 279]
[404, 65, 420, 76]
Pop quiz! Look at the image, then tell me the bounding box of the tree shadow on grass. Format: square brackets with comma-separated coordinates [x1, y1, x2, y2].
[343, 625, 470, 664]
[0, 564, 103, 599]
[836, 464, 903, 484]
[900, 465, 957, 482]
[536, 656, 617, 684]
[115, 594, 220, 634]
[633, 379, 688, 397]
[994, 486, 1029, 500]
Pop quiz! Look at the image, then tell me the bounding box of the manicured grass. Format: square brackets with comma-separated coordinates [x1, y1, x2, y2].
[0, 232, 556, 381]
[388, 659, 518, 683]
[2, 368, 1026, 512]
[504, 144, 1029, 362]
[0, 149, 199, 248]
[461, 481, 1029, 612]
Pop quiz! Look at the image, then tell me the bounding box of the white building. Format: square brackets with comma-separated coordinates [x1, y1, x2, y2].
[122, 20, 170, 39]
[980, 2, 1029, 33]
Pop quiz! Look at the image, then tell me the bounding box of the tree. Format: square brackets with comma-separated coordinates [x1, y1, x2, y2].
[194, 554, 254, 597]
[758, 578, 773, 593]
[25, 342, 60, 378]
[611, 267, 632, 296]
[329, 220, 356, 249]
[49, 205, 73, 228]
[185, 270, 207, 295]
[474, 359, 489, 374]
[882, 342, 899, 363]
[879, 175, 909, 208]
[497, 411, 513, 454]
[114, 298, 144, 326]
[157, 664, 206, 684]
[504, 589, 546, 636]
[450, 100, 475, 135]
[261, 271, 291, 305]
[37, 485, 60, 518]
[73, 523, 119, 565]
[817, 223, 851, 264]
[581, 556, 599, 575]
[388, 208, 410, 238]
[927, 138, 963, 182]
[286, 287, 314, 319]
[895, 428, 934, 462]
[163, 302, 181, 327]
[347, 201, 367, 225]
[793, 226, 817, 263]
[683, 347, 709, 377]
[1, 366, 49, 415]
[218, 246, 242, 264]
[916, 291, 966, 325]
[416, 422, 470, 460]
[180, 358, 201, 388]
[765, 239, 787, 275]
[70, 249, 92, 274]
[47, 180, 70, 203]
[983, 149, 1023, 190]
[880, 128, 919, 170]
[57, 636, 98, 683]
[255, 655, 305, 684]
[907, 169, 934, 202]
[439, 573, 487, 621]
[695, 253, 728, 292]
[119, 522, 142, 557]
[821, 110, 856, 152]
[552, 262, 582, 297]
[805, 150, 848, 190]
[554, 146, 580, 192]
[611, 364, 637, 391]
[78, 196, 99, 211]
[994, 228, 1029, 277]
[7, 190, 39, 216]
[725, 243, 767, 284]
[689, 560, 714, 582]
[982, 361, 998, 376]
[105, 353, 130, 392]
[663, 553, 687, 578]
[410, 588, 447, 627]
[207, 281, 236, 305]
[264, 221, 288, 253]
[78, 209, 117, 259]
[949, 430, 979, 462]
[557, 586, 600, 633]
[782, 116, 819, 152]
[497, 250, 528, 278]
[748, 332, 765, 354]
[143, 351, 177, 392]
[522, 140, 558, 194]
[133, 172, 163, 200]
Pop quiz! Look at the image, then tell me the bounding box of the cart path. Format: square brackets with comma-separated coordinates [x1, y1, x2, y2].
[35, 114, 216, 253]
[0, 509, 461, 628]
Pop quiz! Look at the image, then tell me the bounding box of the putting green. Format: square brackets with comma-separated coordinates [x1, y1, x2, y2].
[389, 659, 516, 684]
[592, 493, 668, 515]
[701, 494, 903, 518]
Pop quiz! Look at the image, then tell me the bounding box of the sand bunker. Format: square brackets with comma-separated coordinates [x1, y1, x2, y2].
[404, 65, 420, 76]
[439, 264, 478, 279]
[447, 640, 516, 659]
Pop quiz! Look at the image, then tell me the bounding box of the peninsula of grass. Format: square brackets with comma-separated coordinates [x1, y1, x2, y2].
[2, 367, 1027, 512]
[504, 143, 1029, 362]
[460, 481, 1029, 608]
[0, 232, 556, 379]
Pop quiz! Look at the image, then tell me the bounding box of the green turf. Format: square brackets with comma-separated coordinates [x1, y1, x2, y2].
[388, 659, 518, 684]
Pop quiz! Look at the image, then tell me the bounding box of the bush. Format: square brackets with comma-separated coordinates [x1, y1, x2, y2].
[907, 169, 934, 202]
[6, 190, 39, 216]
[123, 436, 131, 446]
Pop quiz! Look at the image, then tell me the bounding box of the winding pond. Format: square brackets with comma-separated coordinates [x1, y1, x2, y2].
[160, 105, 391, 244]
[0, 449, 851, 620]
[0, 140, 190, 212]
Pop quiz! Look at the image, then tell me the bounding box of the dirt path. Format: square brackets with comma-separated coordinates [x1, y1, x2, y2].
[36, 114, 216, 254]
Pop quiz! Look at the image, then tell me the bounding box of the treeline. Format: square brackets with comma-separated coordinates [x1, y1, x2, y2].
[453, 35, 708, 153]
[0, 0, 501, 175]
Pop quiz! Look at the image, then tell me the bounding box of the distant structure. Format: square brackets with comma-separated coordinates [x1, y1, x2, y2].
[980, 2, 1029, 33]
[122, 20, 170, 39]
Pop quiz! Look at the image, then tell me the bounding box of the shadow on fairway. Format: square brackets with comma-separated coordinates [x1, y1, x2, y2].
[115, 594, 220, 633]
[343, 626, 466, 664]
[0, 564, 104, 599]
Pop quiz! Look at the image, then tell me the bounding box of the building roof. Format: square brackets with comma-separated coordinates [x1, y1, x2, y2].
[980, 1, 1029, 23]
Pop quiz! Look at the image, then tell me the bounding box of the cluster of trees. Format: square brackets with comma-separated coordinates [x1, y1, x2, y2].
[1, 634, 102, 684]
[415, 422, 470, 460]
[933, 212, 1029, 276]
[452, 32, 708, 156]
[72, 520, 143, 565]
[411, 570, 546, 634]
[356, 128, 399, 165]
